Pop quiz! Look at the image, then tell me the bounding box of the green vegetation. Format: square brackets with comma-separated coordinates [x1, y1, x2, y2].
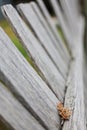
[0, 19, 31, 62]
[0, 19, 70, 68]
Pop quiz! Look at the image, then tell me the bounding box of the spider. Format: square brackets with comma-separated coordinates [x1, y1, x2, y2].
[57, 102, 72, 120]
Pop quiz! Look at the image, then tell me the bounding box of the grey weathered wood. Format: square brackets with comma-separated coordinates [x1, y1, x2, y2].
[0, 27, 61, 130]
[49, 0, 74, 48]
[65, 0, 80, 19]
[30, 2, 70, 63]
[59, 0, 81, 38]
[1, 4, 67, 100]
[0, 82, 45, 130]
[36, 0, 71, 59]
[29, 2, 69, 65]
[84, 81, 87, 120]
[60, 0, 77, 32]
[17, 3, 69, 79]
[83, 48, 87, 125]
[63, 60, 85, 130]
[62, 17, 86, 130]
[0, 1, 86, 130]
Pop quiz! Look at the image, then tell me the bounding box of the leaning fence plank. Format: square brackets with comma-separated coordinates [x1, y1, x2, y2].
[1, 5, 67, 100]
[60, 0, 76, 31]
[59, 0, 80, 38]
[36, 0, 71, 60]
[83, 55, 87, 125]
[49, 0, 74, 48]
[63, 61, 86, 130]
[0, 82, 45, 130]
[30, 2, 69, 65]
[65, 0, 80, 20]
[62, 18, 86, 130]
[17, 3, 68, 78]
[0, 27, 61, 130]
[63, 53, 86, 130]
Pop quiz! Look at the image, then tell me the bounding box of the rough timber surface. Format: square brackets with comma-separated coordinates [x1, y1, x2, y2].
[0, 82, 45, 130]
[49, 0, 74, 48]
[17, 3, 69, 78]
[1, 4, 67, 101]
[62, 17, 86, 130]
[59, 0, 81, 42]
[0, 28, 61, 130]
[36, 0, 70, 59]
[29, 2, 69, 65]
[0, 1, 86, 130]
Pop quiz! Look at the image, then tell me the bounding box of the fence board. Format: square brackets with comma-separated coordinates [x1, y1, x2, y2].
[0, 82, 45, 130]
[2, 5, 67, 100]
[17, 3, 68, 78]
[0, 27, 61, 130]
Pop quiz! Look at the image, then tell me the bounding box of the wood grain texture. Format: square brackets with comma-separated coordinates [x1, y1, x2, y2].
[59, 0, 81, 39]
[17, 3, 68, 79]
[59, 0, 77, 33]
[29, 2, 70, 64]
[62, 17, 86, 130]
[1, 4, 67, 101]
[36, 0, 71, 59]
[0, 27, 61, 130]
[49, 0, 74, 49]
[0, 2, 86, 130]
[0, 82, 45, 130]
[29, 2, 69, 66]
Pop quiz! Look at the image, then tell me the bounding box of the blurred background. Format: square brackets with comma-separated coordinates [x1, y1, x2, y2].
[0, 0, 56, 18]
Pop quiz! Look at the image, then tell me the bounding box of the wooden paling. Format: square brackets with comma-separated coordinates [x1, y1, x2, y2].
[0, 27, 60, 130]
[50, 0, 86, 129]
[17, 4, 69, 78]
[0, 82, 45, 130]
[2, 5, 67, 100]
[29, 2, 70, 64]
[0, 0, 86, 130]
[35, 0, 71, 59]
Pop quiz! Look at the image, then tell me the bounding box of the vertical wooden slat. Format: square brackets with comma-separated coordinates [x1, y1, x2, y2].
[62, 17, 86, 130]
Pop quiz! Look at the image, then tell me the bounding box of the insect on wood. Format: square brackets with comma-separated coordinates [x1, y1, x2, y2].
[57, 102, 72, 120]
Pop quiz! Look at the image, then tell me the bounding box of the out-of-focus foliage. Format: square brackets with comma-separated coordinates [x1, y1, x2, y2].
[0, 20, 31, 62]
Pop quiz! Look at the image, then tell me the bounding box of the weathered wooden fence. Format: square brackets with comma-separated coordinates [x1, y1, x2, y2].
[0, 0, 86, 130]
